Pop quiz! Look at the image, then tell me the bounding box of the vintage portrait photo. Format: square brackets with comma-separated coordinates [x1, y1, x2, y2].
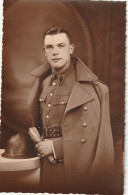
[0, 0, 125, 194]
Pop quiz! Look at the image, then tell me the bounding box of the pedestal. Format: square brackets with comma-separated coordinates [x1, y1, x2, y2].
[0, 149, 41, 192]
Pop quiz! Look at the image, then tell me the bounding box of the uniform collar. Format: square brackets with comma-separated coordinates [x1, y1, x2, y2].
[50, 59, 75, 86]
[30, 57, 98, 82]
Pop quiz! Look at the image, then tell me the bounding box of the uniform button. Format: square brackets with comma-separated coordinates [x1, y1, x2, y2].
[46, 115, 50, 119]
[81, 139, 86, 143]
[83, 123, 87, 127]
[61, 101, 65, 105]
[83, 106, 88, 111]
[50, 93, 53, 97]
[52, 82, 56, 86]
[48, 104, 51, 108]
[39, 98, 43, 101]
[92, 93, 95, 96]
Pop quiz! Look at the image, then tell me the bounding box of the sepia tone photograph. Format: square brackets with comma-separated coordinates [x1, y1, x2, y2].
[0, 0, 125, 194]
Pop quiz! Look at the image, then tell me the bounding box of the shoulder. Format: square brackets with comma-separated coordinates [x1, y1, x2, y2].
[30, 62, 51, 79]
[92, 80, 109, 101]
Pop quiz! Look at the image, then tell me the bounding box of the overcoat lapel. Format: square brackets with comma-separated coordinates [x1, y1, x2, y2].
[65, 82, 95, 114]
[64, 57, 97, 114]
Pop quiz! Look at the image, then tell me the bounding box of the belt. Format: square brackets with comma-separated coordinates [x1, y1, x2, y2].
[43, 125, 62, 139]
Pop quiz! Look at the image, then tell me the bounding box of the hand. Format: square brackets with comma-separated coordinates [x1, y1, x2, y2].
[35, 139, 53, 157]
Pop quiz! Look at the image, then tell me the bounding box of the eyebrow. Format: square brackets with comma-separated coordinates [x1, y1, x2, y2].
[45, 44, 53, 47]
[45, 43, 66, 47]
[58, 43, 66, 45]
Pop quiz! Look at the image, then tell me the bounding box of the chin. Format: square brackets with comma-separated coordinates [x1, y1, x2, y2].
[51, 63, 64, 69]
[53, 65, 64, 70]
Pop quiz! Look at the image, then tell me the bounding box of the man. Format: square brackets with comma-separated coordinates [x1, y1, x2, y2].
[28, 28, 114, 193]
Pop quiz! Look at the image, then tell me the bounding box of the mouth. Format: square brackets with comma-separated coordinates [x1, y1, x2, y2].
[52, 58, 62, 62]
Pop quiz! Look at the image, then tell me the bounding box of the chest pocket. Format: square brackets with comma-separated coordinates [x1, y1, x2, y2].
[52, 95, 69, 123]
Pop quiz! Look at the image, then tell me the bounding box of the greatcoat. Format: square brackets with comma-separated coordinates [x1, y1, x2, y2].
[28, 57, 114, 193]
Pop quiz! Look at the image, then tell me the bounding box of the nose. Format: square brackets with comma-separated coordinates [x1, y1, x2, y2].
[52, 46, 59, 56]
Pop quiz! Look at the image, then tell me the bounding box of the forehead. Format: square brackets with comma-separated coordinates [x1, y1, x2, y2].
[44, 33, 70, 45]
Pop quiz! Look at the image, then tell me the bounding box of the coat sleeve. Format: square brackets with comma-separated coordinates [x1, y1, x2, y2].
[88, 83, 114, 188]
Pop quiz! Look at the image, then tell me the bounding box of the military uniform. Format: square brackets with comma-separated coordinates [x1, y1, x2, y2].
[28, 57, 114, 193]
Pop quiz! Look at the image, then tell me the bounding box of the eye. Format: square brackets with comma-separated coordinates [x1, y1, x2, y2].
[58, 44, 65, 48]
[45, 45, 53, 49]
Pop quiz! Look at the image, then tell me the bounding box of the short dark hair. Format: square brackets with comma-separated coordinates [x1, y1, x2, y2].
[43, 28, 72, 43]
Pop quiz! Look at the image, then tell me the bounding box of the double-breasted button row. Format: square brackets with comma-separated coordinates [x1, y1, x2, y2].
[82, 106, 87, 128]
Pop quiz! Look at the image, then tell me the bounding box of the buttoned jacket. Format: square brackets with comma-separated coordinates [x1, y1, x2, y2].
[28, 57, 114, 191]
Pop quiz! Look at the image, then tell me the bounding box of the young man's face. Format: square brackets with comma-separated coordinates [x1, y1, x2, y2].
[44, 33, 74, 73]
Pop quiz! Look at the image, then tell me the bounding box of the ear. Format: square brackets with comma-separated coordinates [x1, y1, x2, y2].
[70, 44, 75, 54]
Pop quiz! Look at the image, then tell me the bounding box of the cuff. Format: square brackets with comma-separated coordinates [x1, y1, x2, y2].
[53, 137, 64, 160]
[52, 141, 57, 159]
